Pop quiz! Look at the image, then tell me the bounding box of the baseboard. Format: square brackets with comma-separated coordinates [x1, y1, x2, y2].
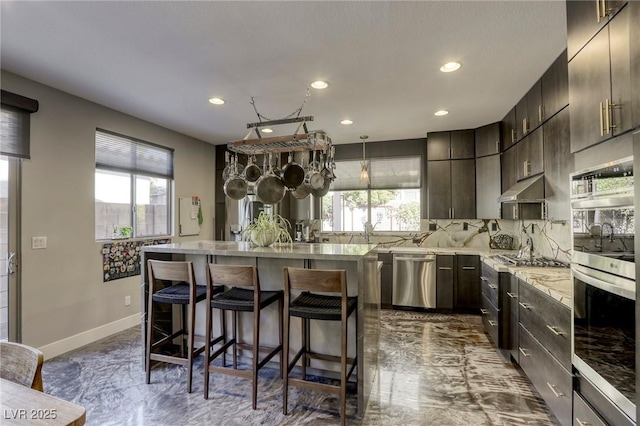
[39, 314, 141, 360]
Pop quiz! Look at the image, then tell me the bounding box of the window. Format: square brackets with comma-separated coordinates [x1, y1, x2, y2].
[321, 157, 421, 232]
[95, 129, 173, 239]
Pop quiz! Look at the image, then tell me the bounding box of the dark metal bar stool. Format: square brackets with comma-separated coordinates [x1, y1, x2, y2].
[146, 260, 222, 393]
[283, 267, 358, 426]
[204, 264, 283, 409]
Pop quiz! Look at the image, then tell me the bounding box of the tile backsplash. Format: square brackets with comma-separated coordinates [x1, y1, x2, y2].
[319, 218, 572, 263]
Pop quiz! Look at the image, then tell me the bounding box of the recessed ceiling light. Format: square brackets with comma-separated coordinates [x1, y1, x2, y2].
[340, 119, 353, 125]
[440, 62, 462, 73]
[262, 128, 273, 133]
[311, 80, 329, 89]
[208, 97, 225, 105]
[434, 110, 449, 116]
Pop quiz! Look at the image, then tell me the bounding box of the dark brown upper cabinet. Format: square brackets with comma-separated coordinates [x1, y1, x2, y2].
[566, 0, 627, 60]
[516, 127, 544, 181]
[427, 159, 476, 219]
[516, 81, 543, 141]
[475, 122, 501, 158]
[631, 1, 640, 128]
[569, 4, 633, 153]
[543, 107, 573, 221]
[501, 145, 517, 197]
[475, 154, 501, 219]
[501, 107, 517, 151]
[427, 130, 475, 160]
[541, 50, 569, 121]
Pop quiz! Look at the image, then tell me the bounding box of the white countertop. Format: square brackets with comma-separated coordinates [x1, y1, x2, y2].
[142, 240, 377, 261]
[481, 256, 572, 308]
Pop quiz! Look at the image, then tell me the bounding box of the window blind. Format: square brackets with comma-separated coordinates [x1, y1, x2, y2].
[0, 106, 30, 159]
[330, 156, 421, 191]
[95, 129, 174, 179]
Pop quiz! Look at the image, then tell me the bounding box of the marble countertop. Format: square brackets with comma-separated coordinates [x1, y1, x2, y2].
[142, 240, 377, 261]
[481, 256, 572, 308]
[376, 246, 518, 256]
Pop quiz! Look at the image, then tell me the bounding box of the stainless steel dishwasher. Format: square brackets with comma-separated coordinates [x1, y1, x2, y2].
[392, 253, 436, 308]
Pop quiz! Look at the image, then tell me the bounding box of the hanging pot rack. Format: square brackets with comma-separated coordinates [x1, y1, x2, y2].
[227, 116, 332, 156]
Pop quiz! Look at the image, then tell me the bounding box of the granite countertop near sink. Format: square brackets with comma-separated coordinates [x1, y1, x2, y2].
[377, 246, 518, 256]
[481, 256, 572, 309]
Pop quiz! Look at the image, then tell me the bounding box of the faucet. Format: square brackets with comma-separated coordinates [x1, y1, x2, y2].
[363, 221, 377, 244]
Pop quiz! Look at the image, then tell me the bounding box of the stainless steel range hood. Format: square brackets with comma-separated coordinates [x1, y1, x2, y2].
[497, 174, 545, 203]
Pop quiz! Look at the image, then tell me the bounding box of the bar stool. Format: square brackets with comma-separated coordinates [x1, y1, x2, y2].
[282, 267, 358, 426]
[204, 264, 283, 409]
[146, 259, 222, 393]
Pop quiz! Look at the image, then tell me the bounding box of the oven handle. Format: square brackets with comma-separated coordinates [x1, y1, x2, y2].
[572, 265, 635, 300]
[571, 195, 634, 209]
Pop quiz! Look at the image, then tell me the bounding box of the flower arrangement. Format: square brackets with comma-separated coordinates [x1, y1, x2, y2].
[242, 211, 292, 246]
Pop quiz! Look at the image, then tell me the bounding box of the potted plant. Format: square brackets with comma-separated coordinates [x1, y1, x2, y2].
[242, 211, 292, 247]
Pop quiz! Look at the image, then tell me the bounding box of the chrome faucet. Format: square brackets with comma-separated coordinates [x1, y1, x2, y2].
[363, 221, 376, 244]
[601, 222, 614, 243]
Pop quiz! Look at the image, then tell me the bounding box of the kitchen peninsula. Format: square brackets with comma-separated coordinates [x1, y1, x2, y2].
[141, 241, 379, 416]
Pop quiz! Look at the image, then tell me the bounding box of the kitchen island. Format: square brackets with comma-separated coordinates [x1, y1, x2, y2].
[141, 241, 379, 416]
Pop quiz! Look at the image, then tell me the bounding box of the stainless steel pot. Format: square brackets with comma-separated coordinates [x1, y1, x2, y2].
[304, 150, 324, 190]
[223, 174, 248, 200]
[244, 155, 262, 183]
[291, 183, 311, 199]
[281, 152, 305, 189]
[311, 175, 331, 197]
[255, 154, 285, 204]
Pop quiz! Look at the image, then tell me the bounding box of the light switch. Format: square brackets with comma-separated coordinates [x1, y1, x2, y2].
[32, 236, 47, 249]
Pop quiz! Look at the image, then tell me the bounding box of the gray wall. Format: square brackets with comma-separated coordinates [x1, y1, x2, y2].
[1, 71, 216, 350]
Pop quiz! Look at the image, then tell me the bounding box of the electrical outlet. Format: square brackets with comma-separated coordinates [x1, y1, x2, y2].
[531, 224, 535, 234]
[491, 223, 497, 231]
[463, 222, 468, 231]
[125, 296, 131, 306]
[32, 236, 47, 249]
[429, 223, 437, 231]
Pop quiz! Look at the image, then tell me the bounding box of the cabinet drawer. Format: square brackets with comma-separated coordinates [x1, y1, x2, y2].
[480, 275, 499, 307]
[519, 325, 572, 425]
[573, 392, 607, 426]
[481, 293, 499, 346]
[518, 280, 571, 370]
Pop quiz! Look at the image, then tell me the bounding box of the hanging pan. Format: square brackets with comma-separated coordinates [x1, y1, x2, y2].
[255, 153, 285, 205]
[281, 152, 305, 189]
[244, 154, 262, 183]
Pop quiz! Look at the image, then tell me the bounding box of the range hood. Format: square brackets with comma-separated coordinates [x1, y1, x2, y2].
[497, 174, 545, 203]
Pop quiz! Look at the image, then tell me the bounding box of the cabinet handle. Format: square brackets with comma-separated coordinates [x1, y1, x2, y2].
[451, 208, 454, 218]
[448, 208, 452, 219]
[599, 101, 605, 136]
[506, 291, 517, 298]
[576, 418, 590, 426]
[480, 309, 489, 315]
[546, 325, 564, 336]
[596, 0, 602, 22]
[496, 140, 500, 153]
[522, 118, 528, 134]
[488, 320, 497, 326]
[462, 266, 476, 270]
[523, 160, 531, 177]
[488, 283, 497, 290]
[511, 129, 517, 144]
[605, 98, 611, 134]
[518, 302, 530, 309]
[438, 267, 452, 270]
[518, 347, 529, 357]
[480, 276, 488, 281]
[513, 204, 518, 220]
[538, 104, 543, 123]
[546, 382, 564, 398]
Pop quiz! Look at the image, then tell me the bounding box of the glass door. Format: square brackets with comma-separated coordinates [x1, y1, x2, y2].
[0, 156, 20, 341]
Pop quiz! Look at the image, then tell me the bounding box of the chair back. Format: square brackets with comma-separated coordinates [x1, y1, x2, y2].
[284, 267, 346, 295]
[0, 341, 44, 391]
[148, 260, 196, 289]
[207, 264, 258, 288]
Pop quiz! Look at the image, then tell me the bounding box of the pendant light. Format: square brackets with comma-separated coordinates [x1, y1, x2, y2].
[360, 135, 369, 184]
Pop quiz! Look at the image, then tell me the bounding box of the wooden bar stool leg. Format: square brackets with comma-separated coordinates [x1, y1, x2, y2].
[283, 303, 290, 415]
[204, 301, 212, 399]
[232, 311, 238, 369]
[252, 305, 260, 410]
[340, 316, 348, 426]
[187, 300, 196, 393]
[145, 295, 154, 384]
[278, 297, 284, 379]
[220, 309, 226, 367]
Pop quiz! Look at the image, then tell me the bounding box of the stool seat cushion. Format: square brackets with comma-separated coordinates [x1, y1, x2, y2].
[290, 292, 357, 321]
[210, 287, 282, 312]
[152, 283, 214, 305]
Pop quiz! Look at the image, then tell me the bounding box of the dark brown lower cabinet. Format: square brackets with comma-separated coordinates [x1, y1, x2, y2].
[573, 392, 607, 426]
[454, 255, 480, 310]
[379, 252, 393, 309]
[436, 255, 454, 310]
[507, 275, 519, 363]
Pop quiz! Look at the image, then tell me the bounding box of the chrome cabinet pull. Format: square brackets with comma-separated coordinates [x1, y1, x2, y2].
[518, 347, 529, 357]
[599, 101, 605, 136]
[496, 140, 500, 153]
[462, 266, 475, 270]
[480, 276, 488, 281]
[488, 320, 497, 326]
[506, 291, 517, 298]
[480, 309, 489, 315]
[604, 98, 611, 134]
[489, 283, 497, 290]
[596, 0, 602, 22]
[511, 128, 516, 143]
[538, 104, 543, 122]
[7, 252, 16, 275]
[518, 301, 530, 309]
[547, 382, 564, 398]
[576, 418, 590, 426]
[522, 118, 528, 134]
[438, 267, 452, 270]
[546, 325, 564, 336]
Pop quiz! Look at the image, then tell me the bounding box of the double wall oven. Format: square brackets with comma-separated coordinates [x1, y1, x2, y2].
[571, 157, 636, 423]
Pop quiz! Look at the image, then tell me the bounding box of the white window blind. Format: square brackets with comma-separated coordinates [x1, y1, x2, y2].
[330, 156, 421, 190]
[95, 129, 174, 179]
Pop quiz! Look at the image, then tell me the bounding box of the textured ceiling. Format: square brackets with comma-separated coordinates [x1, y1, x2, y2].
[1, 1, 567, 145]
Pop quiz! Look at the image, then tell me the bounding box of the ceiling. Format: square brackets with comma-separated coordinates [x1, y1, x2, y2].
[0, 1, 567, 145]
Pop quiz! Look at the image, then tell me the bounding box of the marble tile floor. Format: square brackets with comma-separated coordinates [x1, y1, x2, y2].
[42, 311, 557, 425]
